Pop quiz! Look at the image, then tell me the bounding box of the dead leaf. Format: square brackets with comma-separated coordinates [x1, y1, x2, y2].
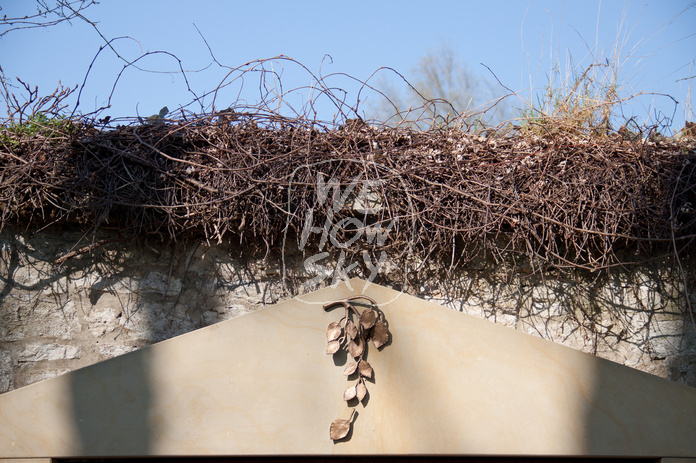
[343, 361, 358, 376]
[329, 410, 355, 441]
[348, 338, 363, 358]
[356, 381, 367, 401]
[345, 320, 358, 339]
[326, 322, 342, 342]
[371, 321, 389, 348]
[358, 360, 373, 378]
[343, 385, 357, 401]
[326, 340, 341, 355]
[360, 308, 376, 329]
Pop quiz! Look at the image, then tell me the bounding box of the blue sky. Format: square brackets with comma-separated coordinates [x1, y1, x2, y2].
[1, 0, 695, 130]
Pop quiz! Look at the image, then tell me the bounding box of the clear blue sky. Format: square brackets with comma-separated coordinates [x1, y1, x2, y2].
[1, 0, 695, 130]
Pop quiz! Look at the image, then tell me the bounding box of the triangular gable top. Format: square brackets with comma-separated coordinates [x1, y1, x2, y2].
[0, 278, 695, 458]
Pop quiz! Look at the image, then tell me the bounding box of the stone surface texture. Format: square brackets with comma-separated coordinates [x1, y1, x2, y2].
[0, 278, 694, 457]
[0, 227, 695, 395]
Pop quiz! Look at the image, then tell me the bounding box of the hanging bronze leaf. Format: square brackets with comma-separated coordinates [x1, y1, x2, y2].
[326, 322, 342, 342]
[343, 361, 358, 376]
[348, 338, 363, 358]
[324, 297, 389, 442]
[360, 308, 377, 330]
[358, 360, 373, 378]
[356, 381, 367, 401]
[371, 321, 389, 348]
[329, 410, 355, 441]
[343, 385, 357, 401]
[326, 340, 341, 355]
[345, 320, 358, 339]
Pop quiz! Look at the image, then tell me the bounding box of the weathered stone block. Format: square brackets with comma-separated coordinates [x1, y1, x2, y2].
[18, 344, 81, 362]
[0, 350, 11, 393]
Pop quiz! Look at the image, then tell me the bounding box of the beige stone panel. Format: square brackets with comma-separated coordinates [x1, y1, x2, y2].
[0, 278, 695, 457]
[0, 377, 78, 457]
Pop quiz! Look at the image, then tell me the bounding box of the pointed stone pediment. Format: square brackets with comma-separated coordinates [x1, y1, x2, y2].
[0, 278, 695, 458]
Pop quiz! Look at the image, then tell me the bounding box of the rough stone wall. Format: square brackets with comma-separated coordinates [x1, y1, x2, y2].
[0, 228, 287, 393]
[418, 260, 696, 385]
[1, 228, 695, 393]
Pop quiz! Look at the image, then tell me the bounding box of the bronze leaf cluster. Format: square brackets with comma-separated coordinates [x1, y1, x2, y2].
[323, 295, 390, 441]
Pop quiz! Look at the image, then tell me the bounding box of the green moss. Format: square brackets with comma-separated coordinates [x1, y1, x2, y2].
[0, 112, 79, 148]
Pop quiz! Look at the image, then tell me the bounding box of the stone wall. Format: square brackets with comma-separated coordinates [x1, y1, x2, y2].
[1, 227, 695, 393]
[0, 228, 288, 392]
[419, 259, 696, 384]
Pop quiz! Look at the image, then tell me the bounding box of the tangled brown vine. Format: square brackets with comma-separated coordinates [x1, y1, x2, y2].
[1, 111, 694, 274]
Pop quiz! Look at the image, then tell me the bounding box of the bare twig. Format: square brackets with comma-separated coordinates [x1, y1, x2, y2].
[55, 238, 123, 265]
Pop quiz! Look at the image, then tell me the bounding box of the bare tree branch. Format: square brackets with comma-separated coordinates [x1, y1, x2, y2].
[0, 0, 97, 38]
[369, 42, 511, 129]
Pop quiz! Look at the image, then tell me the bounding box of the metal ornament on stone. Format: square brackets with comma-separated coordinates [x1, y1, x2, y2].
[324, 296, 391, 441]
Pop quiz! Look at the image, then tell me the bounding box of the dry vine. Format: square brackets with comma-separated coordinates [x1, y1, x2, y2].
[1, 112, 694, 272]
[324, 296, 390, 441]
[0, 56, 694, 320]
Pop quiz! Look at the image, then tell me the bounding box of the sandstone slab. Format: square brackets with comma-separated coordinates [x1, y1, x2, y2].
[0, 278, 694, 458]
